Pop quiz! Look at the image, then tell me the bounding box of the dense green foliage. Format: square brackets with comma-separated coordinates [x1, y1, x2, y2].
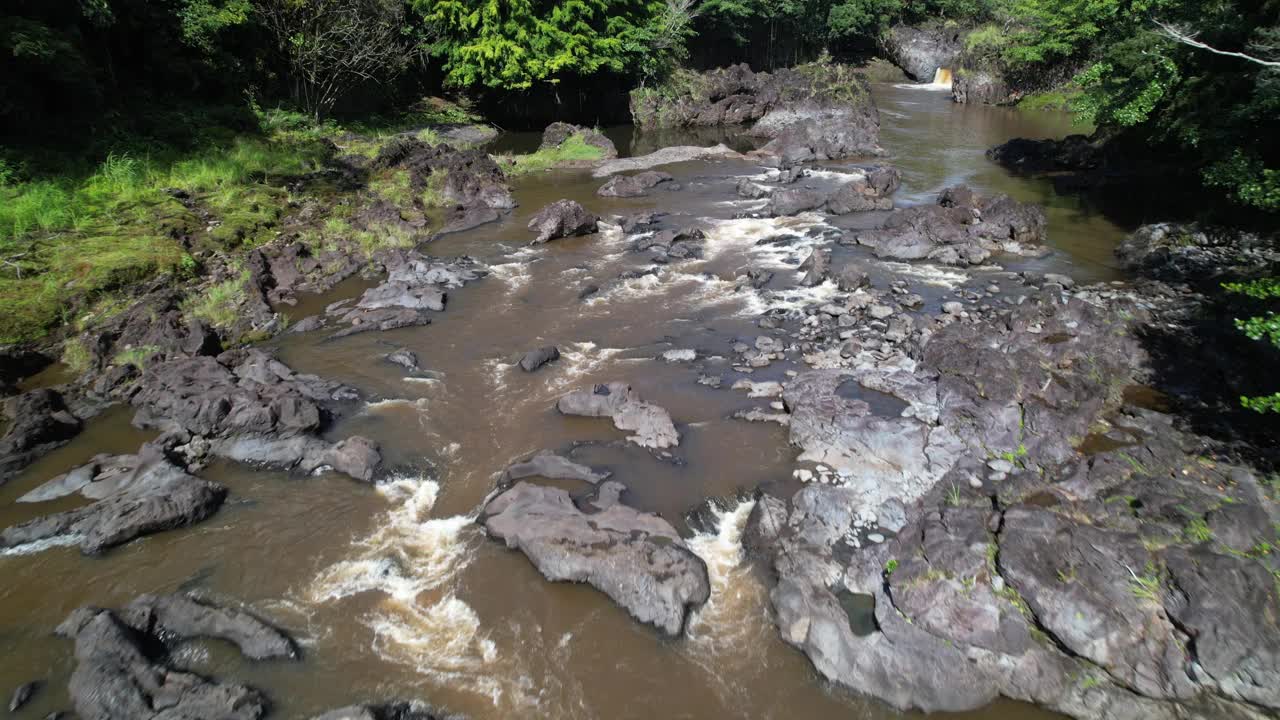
[1224, 278, 1280, 413]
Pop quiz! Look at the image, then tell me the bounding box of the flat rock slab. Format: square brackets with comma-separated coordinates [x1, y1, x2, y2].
[557, 382, 679, 449]
[56, 593, 296, 720]
[592, 145, 742, 177]
[501, 450, 611, 484]
[2, 444, 226, 555]
[596, 171, 677, 198]
[481, 481, 709, 636]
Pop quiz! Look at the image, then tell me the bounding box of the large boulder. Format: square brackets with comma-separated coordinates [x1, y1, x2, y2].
[528, 200, 599, 244]
[55, 594, 296, 720]
[1114, 223, 1279, 285]
[882, 24, 963, 82]
[125, 349, 380, 480]
[540, 122, 618, 159]
[987, 135, 1101, 175]
[557, 382, 679, 449]
[952, 69, 1012, 105]
[2, 443, 227, 554]
[0, 388, 82, 485]
[500, 450, 611, 484]
[324, 252, 483, 337]
[851, 185, 1047, 265]
[372, 137, 514, 210]
[481, 481, 710, 636]
[629, 63, 881, 161]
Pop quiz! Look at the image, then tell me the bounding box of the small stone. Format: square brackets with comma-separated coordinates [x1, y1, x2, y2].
[987, 458, 1014, 474]
[969, 476, 984, 489]
[868, 304, 894, 320]
[991, 575, 1005, 592]
[754, 336, 775, 350]
[942, 301, 964, 315]
[867, 533, 885, 544]
[770, 401, 784, 410]
[794, 469, 813, 482]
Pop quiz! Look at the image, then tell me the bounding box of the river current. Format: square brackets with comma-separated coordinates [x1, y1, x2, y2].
[0, 84, 1126, 720]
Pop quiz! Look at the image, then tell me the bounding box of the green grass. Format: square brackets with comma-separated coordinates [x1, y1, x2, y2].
[1184, 517, 1214, 544]
[61, 336, 93, 375]
[1020, 87, 1084, 113]
[1127, 563, 1162, 603]
[112, 345, 161, 369]
[496, 134, 606, 176]
[182, 269, 251, 329]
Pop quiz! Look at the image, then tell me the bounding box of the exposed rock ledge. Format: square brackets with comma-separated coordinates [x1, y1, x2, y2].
[748, 286, 1280, 720]
[481, 480, 710, 636]
[557, 382, 679, 449]
[56, 593, 297, 720]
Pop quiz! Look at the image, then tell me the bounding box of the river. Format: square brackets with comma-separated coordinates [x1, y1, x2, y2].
[0, 84, 1128, 719]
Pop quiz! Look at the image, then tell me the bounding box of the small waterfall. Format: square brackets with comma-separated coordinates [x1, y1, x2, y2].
[932, 67, 954, 88]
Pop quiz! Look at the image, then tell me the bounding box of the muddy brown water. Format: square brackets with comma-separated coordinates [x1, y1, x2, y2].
[0, 85, 1126, 719]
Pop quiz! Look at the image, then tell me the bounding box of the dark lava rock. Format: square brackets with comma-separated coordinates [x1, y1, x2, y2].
[557, 382, 679, 449]
[540, 122, 618, 159]
[0, 389, 82, 486]
[480, 481, 709, 636]
[312, 701, 462, 720]
[518, 346, 560, 373]
[629, 63, 881, 161]
[8, 681, 39, 712]
[633, 227, 705, 261]
[325, 252, 483, 338]
[952, 69, 1012, 105]
[1114, 222, 1279, 285]
[882, 24, 962, 82]
[852, 185, 1047, 265]
[0, 348, 51, 395]
[798, 248, 830, 287]
[125, 348, 380, 481]
[2, 443, 227, 554]
[987, 135, 1101, 175]
[825, 165, 900, 214]
[372, 136, 514, 210]
[385, 349, 419, 371]
[501, 450, 611, 484]
[55, 593, 297, 720]
[596, 171, 676, 198]
[768, 188, 827, 217]
[618, 211, 663, 233]
[748, 285, 1280, 720]
[529, 200, 599, 244]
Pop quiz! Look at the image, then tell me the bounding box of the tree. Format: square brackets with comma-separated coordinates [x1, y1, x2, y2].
[416, 0, 674, 90]
[257, 0, 417, 120]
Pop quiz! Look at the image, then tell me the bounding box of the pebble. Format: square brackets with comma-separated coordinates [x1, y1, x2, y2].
[755, 335, 775, 350]
[770, 401, 784, 410]
[868, 305, 894, 320]
[969, 476, 984, 489]
[867, 533, 885, 544]
[794, 469, 813, 482]
[942, 301, 964, 315]
[987, 458, 1014, 474]
[992, 576, 1005, 592]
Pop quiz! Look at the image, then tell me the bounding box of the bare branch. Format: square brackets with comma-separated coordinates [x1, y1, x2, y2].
[1154, 19, 1280, 68]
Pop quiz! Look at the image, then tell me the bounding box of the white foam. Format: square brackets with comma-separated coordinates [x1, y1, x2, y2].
[304, 476, 508, 688]
[684, 499, 772, 690]
[0, 534, 82, 556]
[873, 260, 969, 287]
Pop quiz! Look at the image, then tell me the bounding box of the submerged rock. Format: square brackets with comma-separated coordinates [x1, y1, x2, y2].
[2, 443, 227, 554]
[518, 346, 561, 373]
[593, 145, 742, 177]
[557, 382, 679, 449]
[480, 481, 709, 636]
[501, 450, 611, 484]
[312, 702, 462, 720]
[529, 200, 599, 244]
[596, 171, 677, 198]
[8, 681, 39, 713]
[55, 593, 296, 720]
[852, 185, 1047, 265]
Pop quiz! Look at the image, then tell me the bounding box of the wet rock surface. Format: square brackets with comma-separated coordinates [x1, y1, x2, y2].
[372, 136, 514, 211]
[1, 442, 227, 554]
[324, 252, 483, 337]
[125, 348, 380, 480]
[54, 593, 296, 720]
[481, 481, 710, 636]
[312, 702, 462, 720]
[593, 145, 742, 177]
[518, 346, 560, 372]
[596, 171, 677, 198]
[529, 200, 599, 243]
[501, 450, 611, 484]
[988, 135, 1101, 175]
[850, 185, 1047, 265]
[746, 276, 1280, 720]
[557, 382, 679, 449]
[0, 389, 83, 485]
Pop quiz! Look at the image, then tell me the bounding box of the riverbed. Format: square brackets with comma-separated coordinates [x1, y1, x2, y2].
[0, 85, 1128, 720]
